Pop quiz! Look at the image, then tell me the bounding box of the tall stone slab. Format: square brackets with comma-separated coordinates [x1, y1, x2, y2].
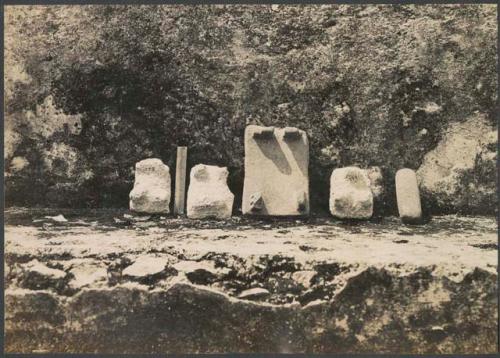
[129, 158, 171, 213]
[329, 166, 373, 219]
[395, 168, 422, 223]
[187, 164, 234, 219]
[174, 146, 187, 215]
[242, 125, 309, 216]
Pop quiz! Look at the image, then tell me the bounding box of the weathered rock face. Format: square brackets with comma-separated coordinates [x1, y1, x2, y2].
[187, 164, 234, 219]
[396, 168, 422, 223]
[242, 125, 309, 216]
[417, 115, 496, 214]
[4, 6, 497, 214]
[129, 159, 171, 214]
[330, 167, 373, 219]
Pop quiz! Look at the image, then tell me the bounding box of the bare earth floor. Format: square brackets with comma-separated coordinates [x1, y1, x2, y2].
[4, 208, 498, 354]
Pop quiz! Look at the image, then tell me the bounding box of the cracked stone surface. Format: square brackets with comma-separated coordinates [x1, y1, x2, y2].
[4, 208, 498, 354]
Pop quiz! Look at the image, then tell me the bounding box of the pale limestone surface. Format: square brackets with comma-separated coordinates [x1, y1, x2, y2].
[122, 256, 168, 278]
[187, 164, 234, 219]
[396, 168, 422, 222]
[242, 125, 309, 216]
[417, 114, 495, 200]
[68, 262, 107, 289]
[129, 159, 171, 214]
[329, 167, 373, 219]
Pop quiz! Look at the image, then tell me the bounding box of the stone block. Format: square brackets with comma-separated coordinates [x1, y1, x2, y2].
[129, 159, 171, 214]
[187, 164, 234, 219]
[242, 125, 309, 216]
[329, 166, 373, 219]
[396, 168, 422, 223]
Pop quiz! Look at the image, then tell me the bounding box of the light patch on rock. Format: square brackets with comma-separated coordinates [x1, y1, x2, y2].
[329, 166, 373, 219]
[4, 122, 22, 160]
[33, 96, 83, 137]
[129, 158, 171, 214]
[417, 101, 442, 114]
[9, 156, 29, 173]
[417, 114, 495, 201]
[187, 164, 234, 219]
[43, 142, 80, 178]
[291, 270, 316, 289]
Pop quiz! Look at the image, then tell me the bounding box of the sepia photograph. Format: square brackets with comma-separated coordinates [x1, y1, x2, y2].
[3, 3, 498, 354]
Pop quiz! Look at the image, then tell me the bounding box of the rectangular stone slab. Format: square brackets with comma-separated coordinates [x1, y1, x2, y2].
[242, 125, 309, 216]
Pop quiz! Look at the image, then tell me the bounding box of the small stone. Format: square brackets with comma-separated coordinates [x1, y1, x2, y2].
[186, 164, 234, 219]
[44, 214, 68, 223]
[395, 168, 422, 223]
[418, 128, 428, 136]
[238, 287, 270, 300]
[291, 270, 316, 289]
[129, 158, 171, 214]
[122, 256, 169, 278]
[329, 167, 373, 219]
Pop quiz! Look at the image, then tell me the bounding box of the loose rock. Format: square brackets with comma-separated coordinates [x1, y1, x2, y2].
[129, 158, 171, 214]
[44, 214, 68, 223]
[186, 164, 234, 219]
[329, 166, 373, 219]
[122, 256, 170, 278]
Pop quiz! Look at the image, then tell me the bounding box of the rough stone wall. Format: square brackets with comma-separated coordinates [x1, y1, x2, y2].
[4, 5, 497, 214]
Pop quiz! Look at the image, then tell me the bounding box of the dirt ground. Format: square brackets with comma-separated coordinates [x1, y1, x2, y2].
[4, 208, 498, 353]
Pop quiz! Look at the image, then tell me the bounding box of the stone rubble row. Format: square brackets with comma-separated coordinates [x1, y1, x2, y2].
[130, 125, 422, 223]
